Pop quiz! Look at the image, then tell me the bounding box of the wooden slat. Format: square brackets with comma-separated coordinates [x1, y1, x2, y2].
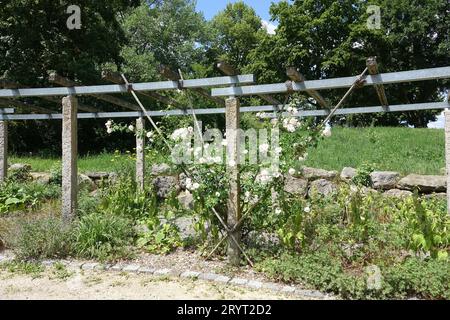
[102, 70, 182, 107]
[286, 67, 329, 109]
[159, 65, 225, 106]
[217, 61, 282, 106]
[49, 72, 139, 111]
[366, 57, 389, 109]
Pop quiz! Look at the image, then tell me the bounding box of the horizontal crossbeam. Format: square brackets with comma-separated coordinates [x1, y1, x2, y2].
[0, 101, 447, 121]
[211, 67, 450, 97]
[0, 75, 255, 98]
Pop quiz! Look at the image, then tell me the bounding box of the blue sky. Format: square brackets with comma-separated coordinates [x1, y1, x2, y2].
[196, 0, 281, 21]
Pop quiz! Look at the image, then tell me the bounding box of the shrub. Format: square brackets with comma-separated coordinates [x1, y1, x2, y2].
[352, 163, 375, 187]
[73, 212, 135, 262]
[98, 175, 157, 220]
[259, 252, 450, 299]
[8, 216, 73, 260]
[0, 181, 60, 214]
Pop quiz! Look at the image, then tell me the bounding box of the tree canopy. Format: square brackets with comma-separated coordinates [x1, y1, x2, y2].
[1, 0, 449, 154]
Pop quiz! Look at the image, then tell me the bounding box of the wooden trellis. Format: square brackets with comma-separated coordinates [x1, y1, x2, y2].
[0, 63, 449, 265]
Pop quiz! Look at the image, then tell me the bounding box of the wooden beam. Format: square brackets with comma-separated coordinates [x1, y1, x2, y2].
[217, 61, 281, 106]
[286, 67, 329, 109]
[159, 65, 225, 107]
[49, 72, 139, 111]
[366, 57, 389, 109]
[0, 98, 54, 114]
[102, 70, 182, 108]
[0, 80, 57, 113]
[0, 78, 100, 113]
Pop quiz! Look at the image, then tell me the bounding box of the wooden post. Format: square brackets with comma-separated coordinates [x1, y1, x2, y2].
[445, 110, 450, 215]
[225, 97, 242, 265]
[0, 121, 7, 183]
[62, 95, 78, 222]
[136, 117, 145, 190]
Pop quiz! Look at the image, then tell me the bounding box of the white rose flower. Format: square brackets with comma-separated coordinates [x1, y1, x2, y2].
[289, 168, 296, 175]
[107, 128, 113, 134]
[191, 183, 200, 190]
[128, 125, 135, 132]
[322, 127, 332, 137]
[146, 131, 154, 139]
[275, 208, 282, 214]
[304, 206, 311, 213]
[259, 143, 270, 153]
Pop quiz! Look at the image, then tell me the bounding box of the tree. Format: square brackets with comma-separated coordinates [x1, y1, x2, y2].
[120, 0, 208, 75]
[0, 0, 139, 155]
[208, 1, 267, 70]
[0, 0, 139, 84]
[247, 0, 449, 127]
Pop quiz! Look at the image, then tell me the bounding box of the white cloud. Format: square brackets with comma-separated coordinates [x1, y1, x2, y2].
[261, 20, 277, 35]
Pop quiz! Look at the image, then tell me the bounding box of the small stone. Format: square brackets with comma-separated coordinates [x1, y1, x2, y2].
[424, 193, 447, 200]
[78, 174, 97, 192]
[110, 264, 123, 272]
[177, 191, 194, 210]
[9, 163, 32, 171]
[340, 167, 357, 181]
[247, 280, 263, 289]
[398, 174, 446, 193]
[154, 268, 173, 276]
[214, 275, 231, 284]
[81, 262, 99, 270]
[123, 264, 141, 273]
[262, 282, 282, 292]
[139, 267, 156, 274]
[229, 278, 248, 286]
[384, 189, 413, 198]
[281, 286, 296, 293]
[199, 273, 219, 282]
[152, 176, 180, 199]
[370, 171, 400, 190]
[308, 179, 337, 197]
[151, 163, 171, 175]
[284, 175, 308, 196]
[296, 289, 324, 298]
[302, 167, 338, 180]
[180, 271, 201, 279]
[30, 172, 51, 184]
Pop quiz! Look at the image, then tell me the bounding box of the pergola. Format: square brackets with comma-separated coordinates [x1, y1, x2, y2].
[0, 60, 449, 264]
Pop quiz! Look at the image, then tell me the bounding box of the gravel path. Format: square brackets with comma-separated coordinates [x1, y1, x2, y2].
[0, 269, 299, 300]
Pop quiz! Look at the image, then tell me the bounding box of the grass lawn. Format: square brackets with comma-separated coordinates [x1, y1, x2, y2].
[10, 126, 446, 175]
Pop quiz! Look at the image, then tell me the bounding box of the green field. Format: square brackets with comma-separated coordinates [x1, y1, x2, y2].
[10, 127, 446, 175]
